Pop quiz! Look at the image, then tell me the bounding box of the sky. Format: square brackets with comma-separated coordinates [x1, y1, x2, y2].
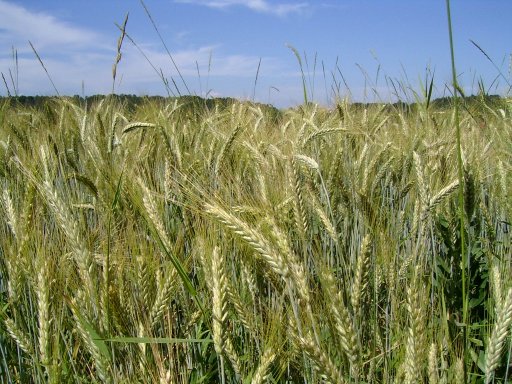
[0, 0, 511, 107]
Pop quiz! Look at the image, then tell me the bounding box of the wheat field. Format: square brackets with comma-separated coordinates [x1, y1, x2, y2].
[0, 94, 511, 383]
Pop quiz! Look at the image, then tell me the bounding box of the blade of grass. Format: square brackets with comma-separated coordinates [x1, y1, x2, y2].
[470, 39, 512, 92]
[1, 73, 11, 97]
[252, 57, 262, 102]
[446, 1, 468, 380]
[139, 0, 190, 95]
[98, 337, 212, 344]
[28, 41, 60, 96]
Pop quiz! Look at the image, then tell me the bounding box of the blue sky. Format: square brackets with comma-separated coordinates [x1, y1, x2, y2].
[0, 0, 510, 107]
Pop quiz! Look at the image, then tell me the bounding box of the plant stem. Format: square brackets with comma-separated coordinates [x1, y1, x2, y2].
[445, 0, 468, 376]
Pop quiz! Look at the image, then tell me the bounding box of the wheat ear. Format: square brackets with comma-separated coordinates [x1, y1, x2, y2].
[453, 357, 464, 384]
[214, 124, 243, 178]
[150, 265, 178, 328]
[211, 246, 228, 355]
[423, 179, 459, 220]
[205, 203, 290, 279]
[4, 318, 33, 355]
[463, 168, 476, 220]
[428, 342, 439, 384]
[40, 177, 97, 315]
[309, 190, 338, 243]
[227, 283, 256, 336]
[251, 347, 276, 384]
[2, 189, 18, 239]
[36, 254, 50, 367]
[290, 157, 309, 240]
[351, 234, 371, 316]
[404, 266, 426, 384]
[491, 264, 503, 312]
[302, 127, 345, 147]
[413, 151, 429, 208]
[485, 287, 512, 383]
[321, 268, 359, 376]
[70, 296, 110, 382]
[224, 337, 242, 380]
[293, 331, 345, 384]
[138, 255, 154, 312]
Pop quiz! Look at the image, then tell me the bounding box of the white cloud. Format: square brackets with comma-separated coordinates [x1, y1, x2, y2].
[0, 35, 284, 98]
[175, 0, 308, 17]
[0, 1, 295, 103]
[119, 43, 281, 83]
[0, 0, 100, 52]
